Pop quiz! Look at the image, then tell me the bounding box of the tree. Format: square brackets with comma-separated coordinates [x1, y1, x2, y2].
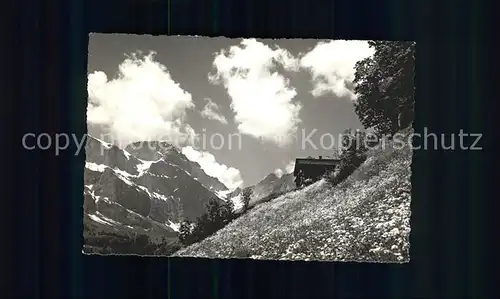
[177, 197, 239, 247]
[328, 129, 368, 185]
[178, 220, 195, 246]
[339, 129, 368, 155]
[194, 212, 210, 239]
[241, 188, 253, 211]
[219, 199, 236, 224]
[331, 147, 341, 160]
[206, 197, 223, 228]
[353, 41, 415, 137]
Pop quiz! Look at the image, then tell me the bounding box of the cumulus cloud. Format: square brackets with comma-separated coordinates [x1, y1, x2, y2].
[274, 160, 296, 178]
[209, 38, 302, 146]
[200, 97, 228, 124]
[87, 51, 196, 148]
[274, 168, 284, 178]
[181, 146, 243, 190]
[299, 40, 375, 100]
[285, 160, 296, 173]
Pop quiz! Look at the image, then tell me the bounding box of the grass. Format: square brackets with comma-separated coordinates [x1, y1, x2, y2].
[173, 128, 413, 262]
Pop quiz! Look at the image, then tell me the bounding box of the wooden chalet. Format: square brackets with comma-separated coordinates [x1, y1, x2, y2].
[293, 156, 340, 187]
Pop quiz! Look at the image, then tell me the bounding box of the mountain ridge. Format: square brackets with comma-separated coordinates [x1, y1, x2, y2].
[83, 135, 229, 254]
[83, 134, 299, 254]
[225, 171, 296, 212]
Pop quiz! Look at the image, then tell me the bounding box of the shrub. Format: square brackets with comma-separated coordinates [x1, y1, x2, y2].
[327, 129, 368, 186]
[179, 220, 197, 246]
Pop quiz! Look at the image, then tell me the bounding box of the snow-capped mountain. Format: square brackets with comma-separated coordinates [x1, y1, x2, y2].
[83, 135, 229, 253]
[226, 172, 296, 210]
[124, 141, 229, 196]
[252, 173, 294, 200]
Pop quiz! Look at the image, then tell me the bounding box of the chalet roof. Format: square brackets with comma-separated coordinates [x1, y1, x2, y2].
[293, 158, 340, 177]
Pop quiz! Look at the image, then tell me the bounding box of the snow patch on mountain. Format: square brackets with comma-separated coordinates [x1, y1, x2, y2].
[89, 211, 122, 226]
[86, 162, 107, 172]
[113, 168, 135, 179]
[88, 213, 114, 226]
[89, 135, 111, 148]
[152, 192, 170, 202]
[168, 220, 181, 232]
[230, 194, 244, 212]
[123, 150, 132, 160]
[216, 189, 233, 200]
[136, 159, 157, 175]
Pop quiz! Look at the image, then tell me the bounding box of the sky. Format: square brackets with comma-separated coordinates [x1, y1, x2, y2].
[87, 34, 375, 189]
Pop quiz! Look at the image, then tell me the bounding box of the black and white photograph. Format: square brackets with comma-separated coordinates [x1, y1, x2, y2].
[83, 34, 415, 262]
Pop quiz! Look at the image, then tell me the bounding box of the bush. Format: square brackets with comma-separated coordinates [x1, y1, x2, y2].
[179, 220, 197, 246]
[327, 129, 368, 186]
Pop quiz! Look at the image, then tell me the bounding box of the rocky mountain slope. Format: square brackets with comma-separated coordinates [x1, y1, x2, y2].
[249, 173, 295, 206]
[83, 135, 229, 254]
[226, 172, 296, 212]
[173, 128, 413, 262]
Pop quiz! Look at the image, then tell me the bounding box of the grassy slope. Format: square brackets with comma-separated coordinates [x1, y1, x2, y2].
[174, 129, 413, 262]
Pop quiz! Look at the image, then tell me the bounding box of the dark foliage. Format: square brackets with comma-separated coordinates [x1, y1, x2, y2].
[178, 197, 236, 247]
[353, 41, 415, 137]
[83, 224, 181, 255]
[178, 220, 197, 246]
[241, 188, 253, 211]
[326, 129, 368, 186]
